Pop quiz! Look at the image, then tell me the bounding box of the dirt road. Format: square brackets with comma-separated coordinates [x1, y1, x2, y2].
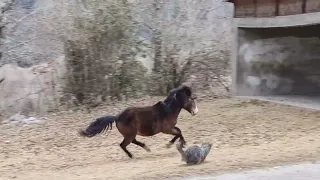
[1, 98, 320, 180]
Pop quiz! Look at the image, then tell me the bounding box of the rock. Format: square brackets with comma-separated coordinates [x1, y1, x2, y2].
[2, 112, 49, 125]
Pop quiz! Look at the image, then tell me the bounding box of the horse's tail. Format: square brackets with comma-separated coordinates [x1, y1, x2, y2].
[79, 115, 116, 137]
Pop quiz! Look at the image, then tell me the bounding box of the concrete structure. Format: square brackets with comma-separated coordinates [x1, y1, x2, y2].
[185, 161, 320, 180]
[227, 0, 320, 107]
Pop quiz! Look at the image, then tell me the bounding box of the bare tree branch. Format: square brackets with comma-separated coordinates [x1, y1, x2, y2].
[7, 8, 43, 32]
[4, 35, 44, 52]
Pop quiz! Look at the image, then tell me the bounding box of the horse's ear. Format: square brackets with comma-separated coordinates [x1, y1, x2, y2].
[169, 85, 192, 96]
[169, 89, 176, 95]
[169, 86, 182, 95]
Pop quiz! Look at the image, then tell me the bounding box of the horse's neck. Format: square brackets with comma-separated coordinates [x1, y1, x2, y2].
[170, 106, 181, 119]
[164, 99, 182, 117]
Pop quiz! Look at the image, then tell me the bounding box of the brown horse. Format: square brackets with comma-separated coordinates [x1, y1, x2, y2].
[79, 85, 198, 158]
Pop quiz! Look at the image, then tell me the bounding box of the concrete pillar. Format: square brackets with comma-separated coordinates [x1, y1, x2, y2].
[232, 12, 320, 97]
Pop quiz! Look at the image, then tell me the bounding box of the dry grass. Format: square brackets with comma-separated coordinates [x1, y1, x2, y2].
[0, 98, 320, 180]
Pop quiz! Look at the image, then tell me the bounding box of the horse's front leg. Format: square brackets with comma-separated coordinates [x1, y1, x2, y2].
[163, 126, 186, 148]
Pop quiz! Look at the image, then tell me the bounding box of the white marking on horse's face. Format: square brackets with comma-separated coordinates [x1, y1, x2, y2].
[191, 101, 198, 116]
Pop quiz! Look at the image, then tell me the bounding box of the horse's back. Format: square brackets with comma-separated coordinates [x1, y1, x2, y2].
[117, 105, 162, 136]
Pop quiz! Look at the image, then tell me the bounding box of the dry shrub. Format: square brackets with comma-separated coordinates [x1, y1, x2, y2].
[60, 1, 148, 107]
[150, 45, 231, 98]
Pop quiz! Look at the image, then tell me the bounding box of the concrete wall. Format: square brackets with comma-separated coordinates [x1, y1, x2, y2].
[233, 15, 320, 96]
[234, 0, 320, 17]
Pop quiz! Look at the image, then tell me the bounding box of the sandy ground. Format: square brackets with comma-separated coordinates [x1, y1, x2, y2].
[1, 98, 320, 180]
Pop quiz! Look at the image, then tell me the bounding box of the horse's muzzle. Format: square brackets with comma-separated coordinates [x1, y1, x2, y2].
[191, 105, 198, 116]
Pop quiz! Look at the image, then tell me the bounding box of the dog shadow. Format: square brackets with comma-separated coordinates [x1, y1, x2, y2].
[178, 160, 211, 167]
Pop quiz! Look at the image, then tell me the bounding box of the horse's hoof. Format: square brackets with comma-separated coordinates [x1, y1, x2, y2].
[166, 142, 173, 148]
[179, 140, 187, 147]
[182, 142, 187, 147]
[144, 146, 151, 152]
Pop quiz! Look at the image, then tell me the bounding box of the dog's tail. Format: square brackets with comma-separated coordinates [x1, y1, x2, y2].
[176, 141, 187, 162]
[79, 115, 116, 137]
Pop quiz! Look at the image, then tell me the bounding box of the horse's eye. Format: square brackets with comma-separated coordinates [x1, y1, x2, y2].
[191, 96, 197, 100]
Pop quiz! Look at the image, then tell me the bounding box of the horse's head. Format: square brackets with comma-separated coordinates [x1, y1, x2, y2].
[169, 85, 198, 116]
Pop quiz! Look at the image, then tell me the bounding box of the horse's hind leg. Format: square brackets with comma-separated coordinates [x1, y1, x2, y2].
[132, 139, 151, 152]
[120, 138, 133, 158]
